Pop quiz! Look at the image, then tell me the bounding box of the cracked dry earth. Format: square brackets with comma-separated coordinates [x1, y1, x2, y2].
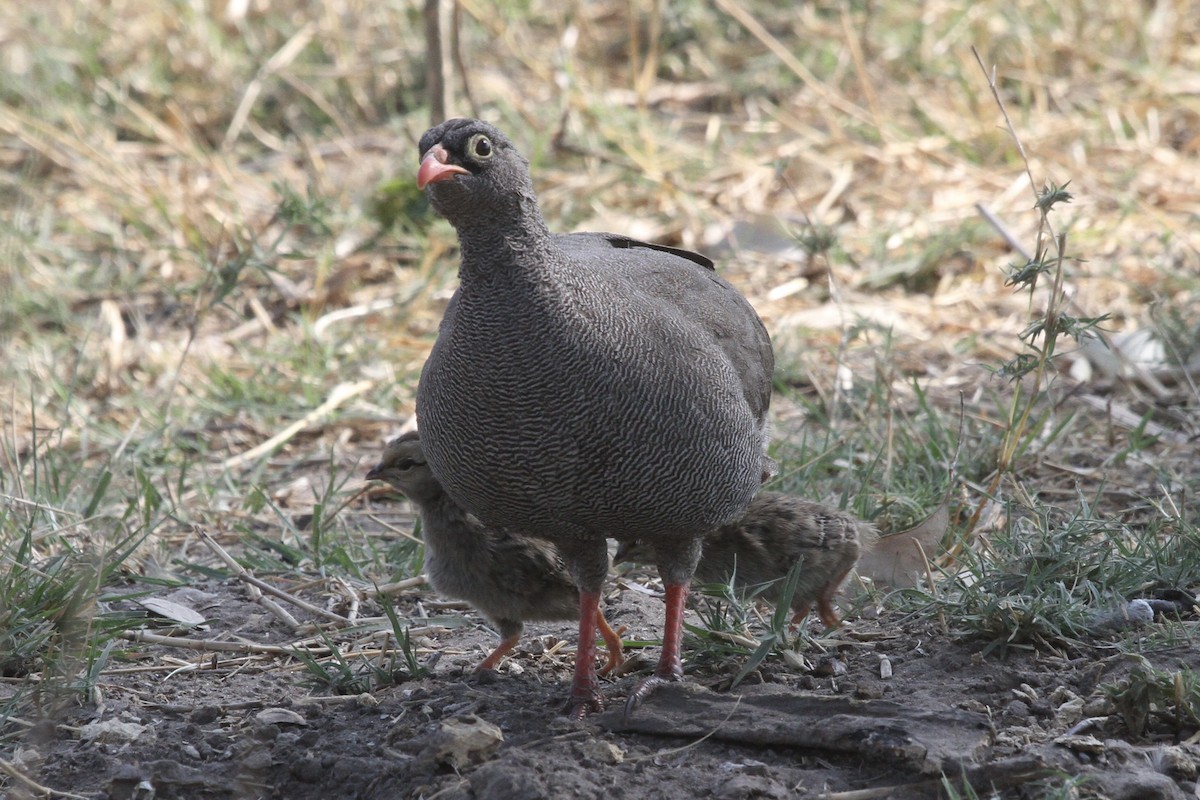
[11, 564, 1200, 800]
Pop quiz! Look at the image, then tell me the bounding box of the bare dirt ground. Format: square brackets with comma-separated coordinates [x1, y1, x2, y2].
[16, 548, 1200, 800]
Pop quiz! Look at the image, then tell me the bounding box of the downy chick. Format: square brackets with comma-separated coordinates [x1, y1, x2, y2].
[367, 432, 624, 674]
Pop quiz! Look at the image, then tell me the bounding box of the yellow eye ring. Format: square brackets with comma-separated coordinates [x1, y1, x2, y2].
[468, 134, 493, 160]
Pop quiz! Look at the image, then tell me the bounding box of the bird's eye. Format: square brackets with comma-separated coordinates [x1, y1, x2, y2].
[396, 459, 416, 470]
[469, 134, 493, 160]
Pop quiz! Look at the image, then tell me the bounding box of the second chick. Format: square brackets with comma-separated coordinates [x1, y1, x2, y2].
[616, 495, 874, 628]
[366, 432, 624, 674]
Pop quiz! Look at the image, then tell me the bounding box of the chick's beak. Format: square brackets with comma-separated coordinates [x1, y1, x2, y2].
[417, 144, 470, 189]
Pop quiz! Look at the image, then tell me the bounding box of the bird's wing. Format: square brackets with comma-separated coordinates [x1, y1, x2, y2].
[556, 231, 715, 270]
[552, 231, 774, 423]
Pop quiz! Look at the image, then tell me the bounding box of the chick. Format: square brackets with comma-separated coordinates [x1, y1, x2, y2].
[616, 495, 873, 628]
[366, 432, 624, 674]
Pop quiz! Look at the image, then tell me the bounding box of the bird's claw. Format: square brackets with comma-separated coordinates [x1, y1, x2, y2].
[562, 689, 606, 720]
[623, 672, 680, 719]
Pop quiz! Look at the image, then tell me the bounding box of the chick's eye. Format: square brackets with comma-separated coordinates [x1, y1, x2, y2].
[469, 134, 492, 159]
[396, 459, 416, 471]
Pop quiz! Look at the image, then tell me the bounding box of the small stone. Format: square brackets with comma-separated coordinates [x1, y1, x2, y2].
[189, 706, 221, 725]
[1096, 770, 1186, 800]
[252, 723, 280, 742]
[80, 720, 150, 745]
[256, 708, 306, 726]
[1055, 734, 1106, 754]
[1054, 697, 1084, 725]
[423, 714, 504, 769]
[1003, 699, 1031, 720]
[577, 740, 624, 765]
[292, 757, 325, 783]
[1082, 696, 1115, 717]
[1154, 745, 1198, 780]
[812, 657, 847, 677]
[469, 762, 545, 800]
[10, 747, 42, 771]
[240, 748, 273, 771]
[1049, 686, 1079, 705]
[854, 682, 886, 700]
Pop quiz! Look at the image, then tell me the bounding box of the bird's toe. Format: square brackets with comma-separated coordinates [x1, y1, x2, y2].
[623, 672, 681, 718]
[562, 688, 606, 719]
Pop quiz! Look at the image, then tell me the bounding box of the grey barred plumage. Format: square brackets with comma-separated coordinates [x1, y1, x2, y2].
[413, 118, 774, 714]
[615, 495, 876, 628]
[365, 432, 624, 674]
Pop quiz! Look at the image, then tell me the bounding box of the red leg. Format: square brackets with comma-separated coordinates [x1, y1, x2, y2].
[476, 633, 519, 672]
[564, 591, 605, 718]
[624, 582, 688, 715]
[790, 602, 813, 626]
[657, 582, 687, 679]
[596, 612, 625, 677]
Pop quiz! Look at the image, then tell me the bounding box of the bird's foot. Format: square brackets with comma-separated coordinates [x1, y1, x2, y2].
[598, 653, 623, 678]
[562, 686, 606, 720]
[468, 665, 500, 685]
[623, 668, 682, 719]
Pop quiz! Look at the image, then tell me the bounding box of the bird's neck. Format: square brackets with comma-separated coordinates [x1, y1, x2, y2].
[419, 495, 487, 555]
[454, 196, 558, 282]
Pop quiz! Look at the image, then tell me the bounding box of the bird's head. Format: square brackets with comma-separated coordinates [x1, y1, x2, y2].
[416, 118, 534, 225]
[612, 538, 652, 567]
[366, 431, 440, 504]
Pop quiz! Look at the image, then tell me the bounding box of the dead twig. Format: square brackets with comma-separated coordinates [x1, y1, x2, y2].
[120, 629, 314, 655]
[224, 22, 317, 148]
[713, 0, 874, 131]
[195, 528, 308, 628]
[0, 757, 91, 800]
[975, 202, 1033, 261]
[362, 575, 428, 598]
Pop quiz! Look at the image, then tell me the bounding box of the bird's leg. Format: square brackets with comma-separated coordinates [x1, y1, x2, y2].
[476, 621, 523, 671]
[596, 610, 625, 677]
[624, 581, 689, 715]
[476, 636, 519, 672]
[816, 570, 853, 629]
[657, 581, 688, 678]
[565, 591, 605, 717]
[625, 534, 702, 716]
[562, 538, 611, 718]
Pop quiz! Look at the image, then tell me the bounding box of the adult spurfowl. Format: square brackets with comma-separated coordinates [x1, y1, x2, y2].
[414, 118, 774, 716]
[366, 431, 624, 675]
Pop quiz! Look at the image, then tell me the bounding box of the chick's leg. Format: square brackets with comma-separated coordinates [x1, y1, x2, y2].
[477, 620, 522, 671]
[596, 610, 625, 677]
[816, 567, 854, 629]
